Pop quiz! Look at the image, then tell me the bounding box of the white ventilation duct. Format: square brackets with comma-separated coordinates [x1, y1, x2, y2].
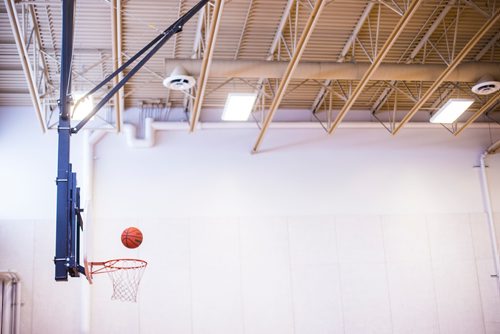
[163, 59, 500, 82]
[162, 65, 196, 91]
[81, 130, 107, 334]
[471, 75, 500, 95]
[123, 118, 155, 148]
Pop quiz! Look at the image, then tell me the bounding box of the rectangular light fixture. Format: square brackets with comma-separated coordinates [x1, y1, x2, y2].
[221, 93, 257, 121]
[71, 92, 94, 121]
[430, 98, 474, 124]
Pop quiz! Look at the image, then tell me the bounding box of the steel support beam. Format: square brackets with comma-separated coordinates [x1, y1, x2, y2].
[5, 0, 46, 132]
[234, 0, 254, 60]
[393, 9, 500, 134]
[184, 4, 207, 117]
[117, 0, 124, 125]
[454, 91, 500, 136]
[371, 0, 456, 115]
[252, 0, 326, 152]
[111, 0, 122, 131]
[28, 5, 52, 92]
[117, 0, 124, 127]
[312, 2, 374, 112]
[475, 29, 500, 61]
[339, 2, 375, 63]
[409, 0, 456, 61]
[462, 0, 490, 18]
[254, 0, 294, 113]
[268, 0, 295, 61]
[189, 0, 224, 132]
[327, 0, 423, 135]
[192, 7, 205, 59]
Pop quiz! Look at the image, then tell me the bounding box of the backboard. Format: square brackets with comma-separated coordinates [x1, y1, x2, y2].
[54, 164, 85, 280]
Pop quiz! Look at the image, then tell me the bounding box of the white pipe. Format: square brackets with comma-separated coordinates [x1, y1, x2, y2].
[123, 118, 155, 148]
[81, 130, 107, 334]
[479, 151, 500, 296]
[158, 121, 499, 130]
[0, 272, 21, 334]
[122, 119, 499, 148]
[81, 133, 92, 334]
[14, 273, 20, 334]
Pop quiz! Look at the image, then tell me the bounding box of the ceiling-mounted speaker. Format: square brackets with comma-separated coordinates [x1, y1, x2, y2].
[163, 65, 196, 91]
[471, 75, 500, 95]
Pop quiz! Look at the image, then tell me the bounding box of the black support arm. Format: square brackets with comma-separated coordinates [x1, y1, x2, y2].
[72, 0, 210, 133]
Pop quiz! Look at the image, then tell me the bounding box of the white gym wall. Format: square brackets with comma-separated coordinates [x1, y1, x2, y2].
[1, 106, 500, 333]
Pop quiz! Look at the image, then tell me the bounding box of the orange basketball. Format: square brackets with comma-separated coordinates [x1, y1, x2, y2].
[121, 227, 143, 249]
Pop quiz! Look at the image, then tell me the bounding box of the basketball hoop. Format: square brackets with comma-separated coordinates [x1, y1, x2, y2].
[85, 259, 147, 302]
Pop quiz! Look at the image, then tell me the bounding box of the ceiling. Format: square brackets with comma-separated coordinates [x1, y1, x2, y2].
[1, 0, 500, 147]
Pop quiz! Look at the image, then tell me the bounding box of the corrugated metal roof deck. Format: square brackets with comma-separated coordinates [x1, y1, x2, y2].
[0, 0, 498, 126]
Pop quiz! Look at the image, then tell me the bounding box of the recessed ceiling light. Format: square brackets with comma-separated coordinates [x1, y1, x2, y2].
[430, 98, 474, 124]
[221, 93, 257, 121]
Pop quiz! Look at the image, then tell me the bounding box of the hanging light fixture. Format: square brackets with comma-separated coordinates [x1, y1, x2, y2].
[221, 93, 258, 121]
[430, 98, 475, 124]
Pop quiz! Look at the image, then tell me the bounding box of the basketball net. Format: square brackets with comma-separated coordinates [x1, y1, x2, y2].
[89, 259, 147, 302]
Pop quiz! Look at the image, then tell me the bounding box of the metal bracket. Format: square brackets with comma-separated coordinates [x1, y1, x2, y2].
[53, 257, 69, 263]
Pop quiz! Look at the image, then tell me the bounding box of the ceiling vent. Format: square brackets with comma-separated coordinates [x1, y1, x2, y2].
[471, 75, 500, 95]
[162, 65, 196, 91]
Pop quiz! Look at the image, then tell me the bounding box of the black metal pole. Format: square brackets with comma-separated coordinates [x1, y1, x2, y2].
[54, 0, 75, 281]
